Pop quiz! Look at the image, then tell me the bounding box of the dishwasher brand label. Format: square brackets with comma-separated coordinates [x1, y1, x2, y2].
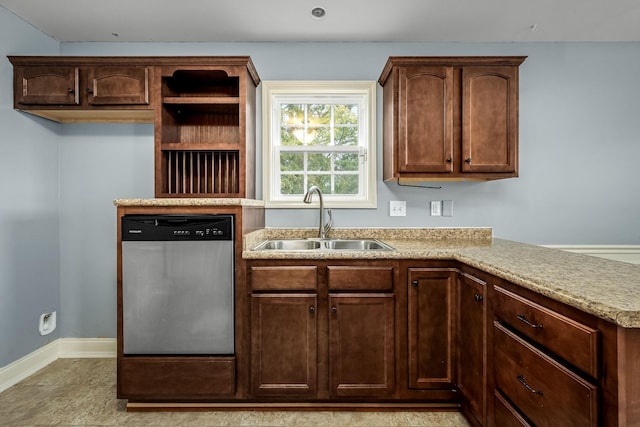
[128, 230, 142, 234]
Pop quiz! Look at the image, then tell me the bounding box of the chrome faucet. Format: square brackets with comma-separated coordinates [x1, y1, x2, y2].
[303, 185, 333, 239]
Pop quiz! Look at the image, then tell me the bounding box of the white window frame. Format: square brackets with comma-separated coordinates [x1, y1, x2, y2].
[262, 81, 377, 208]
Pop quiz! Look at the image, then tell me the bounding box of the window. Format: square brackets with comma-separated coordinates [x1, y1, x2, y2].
[262, 81, 376, 208]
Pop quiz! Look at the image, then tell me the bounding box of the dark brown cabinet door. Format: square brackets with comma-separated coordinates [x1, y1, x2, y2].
[329, 293, 395, 397]
[398, 66, 454, 173]
[14, 65, 149, 106]
[15, 66, 79, 105]
[407, 268, 456, 389]
[379, 57, 524, 181]
[250, 294, 317, 397]
[87, 67, 150, 105]
[457, 271, 487, 425]
[462, 66, 518, 173]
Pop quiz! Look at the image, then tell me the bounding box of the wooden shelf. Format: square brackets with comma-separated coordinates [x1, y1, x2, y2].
[161, 143, 240, 150]
[163, 96, 240, 104]
[154, 59, 258, 198]
[19, 109, 154, 124]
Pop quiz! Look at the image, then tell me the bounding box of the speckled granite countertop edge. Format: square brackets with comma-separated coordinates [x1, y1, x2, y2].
[243, 227, 492, 253]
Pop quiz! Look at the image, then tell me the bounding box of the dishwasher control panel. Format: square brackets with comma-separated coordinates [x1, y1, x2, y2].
[121, 214, 234, 241]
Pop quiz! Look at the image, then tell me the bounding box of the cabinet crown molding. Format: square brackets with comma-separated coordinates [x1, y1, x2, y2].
[7, 56, 260, 86]
[378, 56, 527, 85]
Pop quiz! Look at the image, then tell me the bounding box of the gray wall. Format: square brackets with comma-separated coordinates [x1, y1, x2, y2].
[58, 124, 153, 338]
[1, 4, 640, 366]
[0, 7, 60, 366]
[59, 41, 640, 245]
[56, 41, 640, 342]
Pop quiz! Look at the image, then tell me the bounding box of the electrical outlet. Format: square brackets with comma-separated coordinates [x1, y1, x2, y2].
[389, 200, 406, 216]
[430, 200, 442, 216]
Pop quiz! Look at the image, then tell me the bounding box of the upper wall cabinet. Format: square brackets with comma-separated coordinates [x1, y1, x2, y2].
[9, 57, 154, 123]
[8, 56, 260, 199]
[154, 58, 260, 198]
[378, 56, 526, 182]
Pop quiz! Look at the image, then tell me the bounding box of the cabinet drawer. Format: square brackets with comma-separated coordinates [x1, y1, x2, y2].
[493, 285, 599, 377]
[493, 390, 532, 427]
[327, 266, 394, 291]
[494, 322, 598, 427]
[250, 266, 317, 291]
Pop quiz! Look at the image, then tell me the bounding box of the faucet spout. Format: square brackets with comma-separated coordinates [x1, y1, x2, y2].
[303, 185, 330, 239]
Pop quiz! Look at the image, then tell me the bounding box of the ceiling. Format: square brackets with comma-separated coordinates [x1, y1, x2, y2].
[1, 0, 640, 43]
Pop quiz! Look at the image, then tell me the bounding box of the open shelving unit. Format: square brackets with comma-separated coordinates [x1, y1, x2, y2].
[154, 60, 259, 198]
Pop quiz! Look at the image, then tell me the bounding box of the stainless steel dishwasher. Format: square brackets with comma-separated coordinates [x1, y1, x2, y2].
[121, 214, 234, 355]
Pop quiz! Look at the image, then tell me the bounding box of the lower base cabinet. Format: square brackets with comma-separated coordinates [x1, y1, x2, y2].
[116, 257, 635, 425]
[329, 293, 395, 397]
[248, 261, 396, 400]
[250, 294, 317, 397]
[490, 280, 602, 427]
[407, 267, 456, 390]
[457, 270, 487, 425]
[493, 322, 598, 427]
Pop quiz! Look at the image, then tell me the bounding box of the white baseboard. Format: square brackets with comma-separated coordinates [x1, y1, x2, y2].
[0, 338, 116, 393]
[0, 340, 59, 394]
[58, 338, 117, 358]
[543, 245, 640, 265]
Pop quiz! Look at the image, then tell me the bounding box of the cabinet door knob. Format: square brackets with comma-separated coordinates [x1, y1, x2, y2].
[446, 157, 452, 163]
[411, 280, 419, 288]
[308, 306, 315, 314]
[474, 294, 483, 302]
[86, 88, 94, 94]
[465, 157, 472, 163]
[516, 314, 543, 329]
[331, 306, 337, 313]
[67, 88, 74, 94]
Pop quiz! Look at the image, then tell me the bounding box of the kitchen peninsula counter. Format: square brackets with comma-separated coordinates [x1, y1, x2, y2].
[244, 227, 640, 328]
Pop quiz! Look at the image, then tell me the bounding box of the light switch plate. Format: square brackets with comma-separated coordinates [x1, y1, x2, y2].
[389, 200, 406, 216]
[442, 200, 453, 217]
[430, 200, 442, 216]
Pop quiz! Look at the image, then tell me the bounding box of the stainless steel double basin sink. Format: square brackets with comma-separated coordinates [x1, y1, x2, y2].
[251, 238, 394, 252]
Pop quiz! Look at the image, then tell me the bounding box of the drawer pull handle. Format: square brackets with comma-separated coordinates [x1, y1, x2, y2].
[517, 314, 543, 329]
[517, 375, 543, 396]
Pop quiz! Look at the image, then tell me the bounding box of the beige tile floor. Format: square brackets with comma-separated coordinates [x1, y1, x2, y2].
[0, 359, 470, 426]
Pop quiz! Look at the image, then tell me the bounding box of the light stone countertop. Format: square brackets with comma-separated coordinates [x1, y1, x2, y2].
[114, 198, 265, 207]
[244, 228, 640, 328]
